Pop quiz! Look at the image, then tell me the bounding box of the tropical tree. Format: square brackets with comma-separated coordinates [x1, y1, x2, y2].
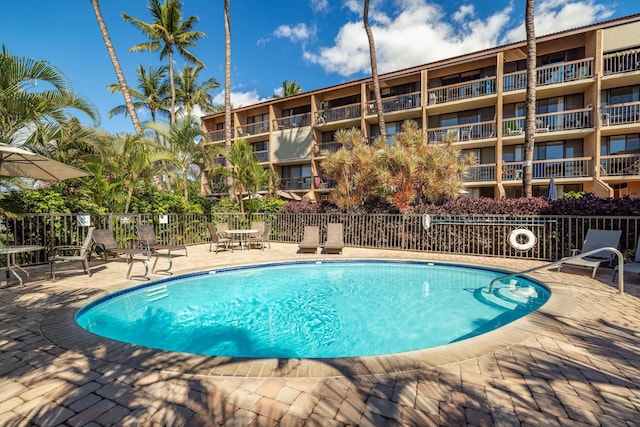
[0, 45, 98, 145]
[321, 128, 379, 212]
[91, 0, 142, 135]
[175, 64, 221, 117]
[123, 0, 206, 125]
[364, 0, 386, 142]
[108, 64, 170, 123]
[273, 80, 302, 98]
[523, 0, 537, 197]
[211, 138, 263, 214]
[145, 116, 204, 201]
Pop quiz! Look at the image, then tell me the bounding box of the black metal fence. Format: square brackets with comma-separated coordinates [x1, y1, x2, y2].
[2, 213, 639, 266]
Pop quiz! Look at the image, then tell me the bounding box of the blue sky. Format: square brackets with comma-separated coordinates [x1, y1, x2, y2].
[2, 0, 638, 135]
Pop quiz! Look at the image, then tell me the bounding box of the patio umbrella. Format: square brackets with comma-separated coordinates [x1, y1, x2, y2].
[0, 143, 91, 181]
[547, 177, 558, 200]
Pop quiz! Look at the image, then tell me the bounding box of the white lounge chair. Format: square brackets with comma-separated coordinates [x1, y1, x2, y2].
[557, 229, 622, 278]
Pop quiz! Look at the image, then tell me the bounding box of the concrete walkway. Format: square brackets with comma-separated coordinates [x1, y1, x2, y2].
[1, 243, 639, 426]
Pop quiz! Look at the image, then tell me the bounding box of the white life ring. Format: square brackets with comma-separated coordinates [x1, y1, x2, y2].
[422, 214, 432, 230]
[508, 228, 536, 251]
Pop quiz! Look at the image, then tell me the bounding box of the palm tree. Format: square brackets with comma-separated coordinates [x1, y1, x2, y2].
[273, 80, 302, 98]
[123, 0, 206, 125]
[364, 0, 386, 143]
[145, 116, 203, 201]
[0, 45, 98, 145]
[91, 0, 142, 135]
[175, 64, 221, 117]
[523, 0, 537, 197]
[108, 64, 170, 123]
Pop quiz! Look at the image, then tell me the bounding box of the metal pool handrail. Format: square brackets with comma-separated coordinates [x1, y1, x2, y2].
[487, 247, 625, 295]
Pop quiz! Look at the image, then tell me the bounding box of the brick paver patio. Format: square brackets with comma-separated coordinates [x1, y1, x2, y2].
[1, 243, 639, 426]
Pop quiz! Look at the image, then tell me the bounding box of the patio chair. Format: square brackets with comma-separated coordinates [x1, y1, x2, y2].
[298, 226, 319, 254]
[557, 229, 622, 278]
[135, 224, 188, 274]
[92, 228, 149, 279]
[50, 227, 95, 280]
[248, 222, 271, 250]
[613, 236, 640, 281]
[322, 223, 344, 254]
[207, 222, 233, 253]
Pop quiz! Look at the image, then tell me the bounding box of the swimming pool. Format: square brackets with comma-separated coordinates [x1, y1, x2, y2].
[76, 260, 549, 359]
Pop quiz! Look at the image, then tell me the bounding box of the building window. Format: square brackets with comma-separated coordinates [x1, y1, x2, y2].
[601, 134, 640, 155]
[601, 85, 640, 105]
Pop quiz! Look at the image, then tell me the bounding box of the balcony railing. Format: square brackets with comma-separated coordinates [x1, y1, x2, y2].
[502, 108, 593, 135]
[280, 176, 312, 191]
[237, 121, 269, 137]
[273, 113, 312, 130]
[463, 164, 497, 182]
[427, 76, 496, 105]
[315, 141, 342, 156]
[366, 92, 421, 114]
[205, 130, 227, 142]
[603, 48, 640, 75]
[317, 103, 361, 124]
[253, 150, 269, 163]
[600, 154, 640, 176]
[428, 120, 496, 143]
[502, 157, 592, 180]
[600, 102, 640, 126]
[503, 58, 594, 92]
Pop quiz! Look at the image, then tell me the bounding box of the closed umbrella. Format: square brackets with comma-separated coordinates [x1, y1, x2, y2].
[547, 177, 558, 200]
[0, 143, 91, 181]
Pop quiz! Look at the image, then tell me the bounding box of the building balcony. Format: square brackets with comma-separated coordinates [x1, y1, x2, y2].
[427, 76, 496, 106]
[273, 113, 312, 130]
[502, 157, 592, 181]
[600, 102, 640, 127]
[603, 48, 640, 76]
[280, 176, 312, 191]
[316, 103, 361, 126]
[314, 141, 342, 157]
[502, 58, 594, 93]
[254, 150, 269, 163]
[236, 121, 269, 138]
[204, 130, 227, 143]
[463, 164, 497, 183]
[366, 92, 421, 115]
[502, 107, 593, 137]
[600, 154, 640, 177]
[428, 120, 496, 144]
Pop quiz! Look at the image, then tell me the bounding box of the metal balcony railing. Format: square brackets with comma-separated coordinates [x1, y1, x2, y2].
[502, 108, 593, 135]
[236, 121, 269, 138]
[205, 130, 227, 142]
[273, 113, 312, 130]
[315, 142, 342, 156]
[253, 150, 269, 163]
[428, 120, 496, 143]
[463, 164, 497, 182]
[600, 154, 640, 176]
[600, 102, 640, 126]
[366, 92, 421, 114]
[317, 103, 361, 124]
[603, 48, 640, 75]
[503, 58, 594, 92]
[427, 76, 496, 105]
[280, 176, 312, 191]
[502, 157, 592, 181]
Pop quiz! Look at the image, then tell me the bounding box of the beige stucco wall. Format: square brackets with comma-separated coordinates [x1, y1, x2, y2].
[602, 21, 640, 52]
[271, 127, 313, 162]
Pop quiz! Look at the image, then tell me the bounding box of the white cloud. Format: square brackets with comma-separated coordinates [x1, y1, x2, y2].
[212, 90, 267, 108]
[274, 23, 316, 43]
[310, 0, 329, 12]
[304, 0, 613, 77]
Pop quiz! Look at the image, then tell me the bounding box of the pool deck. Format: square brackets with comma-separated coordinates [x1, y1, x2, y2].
[1, 243, 639, 426]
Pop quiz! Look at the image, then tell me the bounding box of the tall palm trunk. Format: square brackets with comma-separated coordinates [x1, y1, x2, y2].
[364, 0, 386, 143]
[224, 0, 235, 201]
[168, 49, 176, 125]
[523, 0, 536, 197]
[91, 0, 142, 135]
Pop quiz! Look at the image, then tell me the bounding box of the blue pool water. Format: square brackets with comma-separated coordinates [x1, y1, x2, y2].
[76, 260, 549, 358]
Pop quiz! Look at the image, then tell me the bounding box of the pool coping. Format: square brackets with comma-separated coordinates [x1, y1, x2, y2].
[39, 258, 575, 379]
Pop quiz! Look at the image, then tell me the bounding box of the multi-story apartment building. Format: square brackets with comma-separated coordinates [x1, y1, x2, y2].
[201, 14, 640, 201]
